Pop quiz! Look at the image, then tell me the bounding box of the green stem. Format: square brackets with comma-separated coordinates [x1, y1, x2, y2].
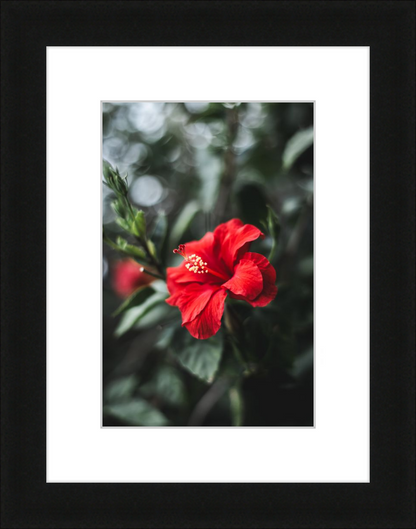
[139, 267, 164, 280]
[103, 232, 164, 280]
[142, 237, 165, 279]
[229, 385, 244, 426]
[124, 201, 165, 278]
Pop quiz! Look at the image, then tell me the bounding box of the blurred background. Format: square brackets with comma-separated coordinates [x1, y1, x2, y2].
[103, 102, 313, 427]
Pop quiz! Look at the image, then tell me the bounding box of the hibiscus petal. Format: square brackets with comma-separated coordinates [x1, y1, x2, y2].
[166, 264, 190, 294]
[183, 231, 215, 262]
[222, 259, 263, 300]
[214, 219, 264, 271]
[166, 282, 220, 324]
[240, 252, 278, 307]
[186, 232, 230, 279]
[166, 263, 212, 295]
[184, 287, 228, 340]
[213, 219, 243, 248]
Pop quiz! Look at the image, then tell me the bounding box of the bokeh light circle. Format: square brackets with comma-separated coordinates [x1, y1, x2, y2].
[130, 175, 164, 207]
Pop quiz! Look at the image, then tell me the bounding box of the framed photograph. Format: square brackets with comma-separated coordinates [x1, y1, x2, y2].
[2, 2, 414, 528]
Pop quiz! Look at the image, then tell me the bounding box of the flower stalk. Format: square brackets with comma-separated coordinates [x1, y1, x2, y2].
[139, 266, 164, 280]
[103, 161, 165, 280]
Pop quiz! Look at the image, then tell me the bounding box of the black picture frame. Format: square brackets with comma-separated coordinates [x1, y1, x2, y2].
[1, 1, 414, 527]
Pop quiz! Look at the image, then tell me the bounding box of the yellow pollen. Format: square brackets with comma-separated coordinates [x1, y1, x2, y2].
[183, 253, 208, 274]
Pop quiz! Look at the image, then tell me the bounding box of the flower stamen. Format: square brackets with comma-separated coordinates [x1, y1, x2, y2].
[173, 244, 228, 280]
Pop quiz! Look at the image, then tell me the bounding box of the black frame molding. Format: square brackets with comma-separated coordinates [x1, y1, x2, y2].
[1, 1, 415, 527]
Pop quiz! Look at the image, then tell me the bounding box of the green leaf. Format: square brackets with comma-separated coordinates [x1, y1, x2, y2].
[155, 323, 178, 350]
[133, 303, 176, 332]
[111, 198, 127, 218]
[140, 366, 186, 407]
[104, 398, 169, 426]
[103, 232, 147, 261]
[168, 200, 200, 250]
[112, 285, 156, 317]
[114, 292, 168, 337]
[103, 231, 121, 252]
[282, 127, 313, 170]
[116, 237, 146, 259]
[132, 210, 146, 238]
[147, 239, 157, 259]
[116, 217, 131, 232]
[173, 331, 223, 383]
[104, 375, 138, 404]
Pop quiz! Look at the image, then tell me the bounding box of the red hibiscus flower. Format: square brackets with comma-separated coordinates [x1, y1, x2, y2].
[166, 218, 278, 339]
[112, 259, 155, 298]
